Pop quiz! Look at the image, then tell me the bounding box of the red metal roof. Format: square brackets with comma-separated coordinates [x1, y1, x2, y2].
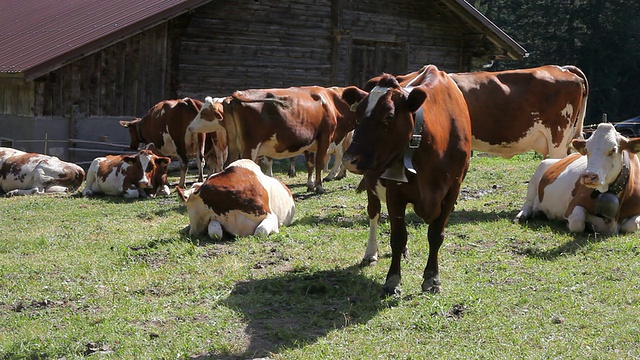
[0, 0, 211, 81]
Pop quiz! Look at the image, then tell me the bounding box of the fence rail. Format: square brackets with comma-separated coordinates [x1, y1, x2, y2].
[0, 134, 135, 166]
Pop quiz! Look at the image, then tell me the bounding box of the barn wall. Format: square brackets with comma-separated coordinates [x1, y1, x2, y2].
[178, 0, 335, 99]
[32, 21, 175, 119]
[177, 0, 471, 99]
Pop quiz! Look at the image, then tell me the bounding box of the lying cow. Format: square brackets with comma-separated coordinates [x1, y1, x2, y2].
[82, 146, 171, 198]
[366, 65, 589, 158]
[515, 122, 640, 234]
[342, 65, 472, 295]
[0, 147, 85, 196]
[188, 86, 357, 193]
[120, 98, 213, 187]
[176, 159, 295, 239]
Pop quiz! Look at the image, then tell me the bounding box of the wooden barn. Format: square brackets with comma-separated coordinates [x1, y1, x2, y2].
[0, 0, 526, 164]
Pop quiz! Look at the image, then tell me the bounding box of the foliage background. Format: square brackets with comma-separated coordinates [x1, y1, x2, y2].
[473, 0, 640, 124]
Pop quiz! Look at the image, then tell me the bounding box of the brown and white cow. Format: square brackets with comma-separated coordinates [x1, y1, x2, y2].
[176, 159, 295, 239]
[188, 86, 357, 193]
[0, 147, 85, 196]
[342, 65, 472, 295]
[515, 123, 640, 234]
[120, 97, 226, 187]
[366, 65, 589, 158]
[82, 146, 171, 198]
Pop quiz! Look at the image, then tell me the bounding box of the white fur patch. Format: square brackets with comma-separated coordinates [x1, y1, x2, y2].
[365, 86, 389, 117]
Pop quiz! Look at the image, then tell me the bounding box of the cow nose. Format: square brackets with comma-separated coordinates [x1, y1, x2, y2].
[580, 171, 599, 186]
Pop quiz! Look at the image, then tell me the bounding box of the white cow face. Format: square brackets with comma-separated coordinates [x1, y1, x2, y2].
[188, 96, 226, 134]
[572, 123, 640, 193]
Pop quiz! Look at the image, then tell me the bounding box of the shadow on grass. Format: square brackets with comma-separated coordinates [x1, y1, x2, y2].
[514, 218, 611, 260]
[205, 264, 386, 359]
[293, 213, 370, 228]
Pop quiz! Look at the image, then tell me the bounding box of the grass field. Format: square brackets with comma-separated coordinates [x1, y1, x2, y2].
[1, 153, 639, 359]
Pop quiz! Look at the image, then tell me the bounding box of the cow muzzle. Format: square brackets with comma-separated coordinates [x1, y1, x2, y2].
[579, 171, 601, 188]
[343, 153, 364, 175]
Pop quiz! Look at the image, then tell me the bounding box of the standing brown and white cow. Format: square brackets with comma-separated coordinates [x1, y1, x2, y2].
[0, 147, 85, 196]
[342, 65, 472, 295]
[188, 86, 357, 193]
[82, 146, 171, 198]
[515, 123, 640, 234]
[120, 97, 227, 187]
[366, 65, 589, 158]
[177, 159, 295, 239]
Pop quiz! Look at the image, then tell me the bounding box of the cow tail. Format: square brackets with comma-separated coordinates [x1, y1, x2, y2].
[563, 65, 589, 140]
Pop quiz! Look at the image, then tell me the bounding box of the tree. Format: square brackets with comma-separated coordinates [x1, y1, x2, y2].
[474, 0, 640, 123]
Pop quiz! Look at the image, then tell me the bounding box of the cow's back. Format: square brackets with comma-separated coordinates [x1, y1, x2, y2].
[450, 65, 587, 158]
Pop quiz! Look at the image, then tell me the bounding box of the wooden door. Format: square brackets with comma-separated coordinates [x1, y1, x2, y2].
[349, 40, 408, 88]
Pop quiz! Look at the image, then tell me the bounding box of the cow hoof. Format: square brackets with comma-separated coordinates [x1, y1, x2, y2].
[5, 190, 17, 197]
[315, 185, 326, 194]
[421, 277, 442, 294]
[180, 225, 191, 235]
[360, 255, 378, 267]
[381, 284, 402, 297]
[208, 221, 223, 240]
[382, 275, 401, 297]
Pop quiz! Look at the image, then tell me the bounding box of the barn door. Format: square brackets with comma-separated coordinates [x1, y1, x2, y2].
[349, 40, 408, 88]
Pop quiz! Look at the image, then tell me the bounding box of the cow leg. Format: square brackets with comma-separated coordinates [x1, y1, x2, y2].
[196, 152, 204, 183]
[261, 157, 274, 177]
[422, 216, 446, 293]
[362, 188, 382, 266]
[305, 152, 316, 192]
[324, 153, 340, 181]
[313, 145, 327, 194]
[5, 188, 39, 197]
[566, 206, 587, 233]
[288, 157, 297, 177]
[254, 213, 280, 237]
[620, 215, 640, 233]
[178, 156, 190, 188]
[382, 189, 408, 296]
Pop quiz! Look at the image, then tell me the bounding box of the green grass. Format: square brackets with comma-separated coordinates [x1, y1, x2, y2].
[1, 153, 639, 359]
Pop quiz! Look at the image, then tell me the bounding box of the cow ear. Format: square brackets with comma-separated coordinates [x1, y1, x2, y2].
[119, 120, 130, 128]
[572, 139, 587, 155]
[123, 155, 137, 164]
[621, 137, 640, 154]
[156, 157, 171, 166]
[406, 88, 427, 113]
[363, 77, 381, 92]
[342, 86, 368, 110]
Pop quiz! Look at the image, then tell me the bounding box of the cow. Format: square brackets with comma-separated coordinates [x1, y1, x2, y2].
[120, 97, 214, 187]
[341, 65, 472, 295]
[515, 122, 640, 235]
[82, 146, 171, 198]
[0, 147, 85, 196]
[176, 159, 295, 239]
[366, 65, 589, 159]
[188, 86, 358, 194]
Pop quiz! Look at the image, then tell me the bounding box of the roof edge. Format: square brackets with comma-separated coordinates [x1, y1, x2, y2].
[21, 0, 212, 82]
[441, 0, 528, 60]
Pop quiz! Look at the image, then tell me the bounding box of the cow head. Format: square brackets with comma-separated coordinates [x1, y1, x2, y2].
[124, 146, 172, 197]
[188, 96, 226, 134]
[341, 75, 427, 174]
[572, 122, 640, 193]
[119, 118, 144, 150]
